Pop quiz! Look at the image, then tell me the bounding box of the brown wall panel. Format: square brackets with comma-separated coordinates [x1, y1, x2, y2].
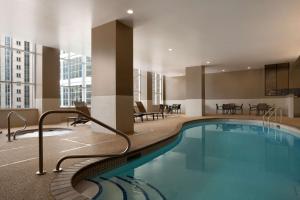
[205, 69, 265, 99]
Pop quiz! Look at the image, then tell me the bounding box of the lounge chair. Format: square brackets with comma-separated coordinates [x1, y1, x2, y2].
[70, 101, 91, 126]
[135, 101, 164, 120]
[134, 108, 144, 122]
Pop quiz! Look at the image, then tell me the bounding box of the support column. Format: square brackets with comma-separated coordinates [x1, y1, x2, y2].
[185, 66, 205, 116]
[146, 72, 153, 111]
[36, 46, 61, 124]
[91, 20, 133, 134]
[139, 70, 146, 108]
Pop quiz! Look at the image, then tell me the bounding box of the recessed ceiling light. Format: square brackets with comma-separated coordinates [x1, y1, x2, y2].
[206, 61, 211, 64]
[247, 66, 251, 70]
[222, 69, 225, 72]
[127, 9, 134, 14]
[168, 48, 173, 51]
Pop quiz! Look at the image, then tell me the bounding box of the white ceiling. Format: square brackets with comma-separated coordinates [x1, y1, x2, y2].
[1, 0, 300, 75]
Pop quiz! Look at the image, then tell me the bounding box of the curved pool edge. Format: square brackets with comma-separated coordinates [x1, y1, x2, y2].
[50, 117, 300, 200]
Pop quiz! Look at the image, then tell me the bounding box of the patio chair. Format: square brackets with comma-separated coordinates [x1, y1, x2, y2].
[70, 101, 90, 126]
[216, 104, 223, 114]
[235, 104, 243, 114]
[171, 104, 181, 114]
[256, 103, 271, 115]
[249, 104, 257, 115]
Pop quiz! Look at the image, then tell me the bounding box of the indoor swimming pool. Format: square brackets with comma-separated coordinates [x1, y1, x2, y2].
[89, 120, 300, 200]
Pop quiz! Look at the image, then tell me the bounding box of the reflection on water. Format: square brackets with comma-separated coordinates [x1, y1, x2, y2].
[92, 122, 300, 200]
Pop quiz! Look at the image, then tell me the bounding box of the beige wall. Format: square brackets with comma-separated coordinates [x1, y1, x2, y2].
[165, 76, 186, 100]
[186, 66, 205, 99]
[205, 69, 265, 99]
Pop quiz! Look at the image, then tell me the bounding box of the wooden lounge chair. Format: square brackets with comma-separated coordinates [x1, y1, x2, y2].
[70, 101, 91, 126]
[135, 101, 164, 120]
[134, 108, 144, 122]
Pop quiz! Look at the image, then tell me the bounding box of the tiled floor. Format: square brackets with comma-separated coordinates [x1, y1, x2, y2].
[0, 114, 299, 200]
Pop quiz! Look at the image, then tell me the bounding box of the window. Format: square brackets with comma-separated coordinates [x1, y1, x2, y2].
[0, 35, 38, 108]
[134, 69, 141, 102]
[60, 51, 91, 107]
[152, 72, 163, 105]
[265, 63, 289, 96]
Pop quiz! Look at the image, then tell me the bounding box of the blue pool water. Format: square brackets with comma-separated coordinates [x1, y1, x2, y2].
[90, 121, 300, 200]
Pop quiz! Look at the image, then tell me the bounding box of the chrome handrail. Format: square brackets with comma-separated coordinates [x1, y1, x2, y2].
[263, 106, 283, 129]
[263, 107, 274, 126]
[36, 110, 131, 175]
[7, 111, 27, 142]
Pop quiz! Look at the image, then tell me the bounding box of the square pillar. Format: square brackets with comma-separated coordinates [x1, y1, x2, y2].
[185, 66, 205, 116]
[146, 72, 153, 111]
[91, 20, 133, 134]
[36, 46, 61, 124]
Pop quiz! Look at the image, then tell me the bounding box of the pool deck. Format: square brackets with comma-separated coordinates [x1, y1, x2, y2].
[0, 114, 300, 200]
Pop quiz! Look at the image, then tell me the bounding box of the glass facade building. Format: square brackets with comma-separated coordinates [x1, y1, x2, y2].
[0, 35, 38, 108]
[60, 51, 92, 107]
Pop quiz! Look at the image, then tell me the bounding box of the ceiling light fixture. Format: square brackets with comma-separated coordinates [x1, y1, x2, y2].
[206, 61, 211, 64]
[168, 48, 173, 51]
[127, 9, 134, 14]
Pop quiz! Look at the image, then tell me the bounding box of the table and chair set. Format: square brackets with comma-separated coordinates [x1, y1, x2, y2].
[216, 103, 272, 115]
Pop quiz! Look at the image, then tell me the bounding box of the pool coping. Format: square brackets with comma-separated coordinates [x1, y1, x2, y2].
[50, 117, 300, 200]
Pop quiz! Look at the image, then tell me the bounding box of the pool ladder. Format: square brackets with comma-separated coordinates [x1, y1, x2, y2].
[36, 110, 131, 175]
[7, 111, 27, 142]
[263, 106, 283, 129]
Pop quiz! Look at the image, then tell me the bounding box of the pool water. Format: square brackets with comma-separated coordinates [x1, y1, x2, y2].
[90, 121, 300, 200]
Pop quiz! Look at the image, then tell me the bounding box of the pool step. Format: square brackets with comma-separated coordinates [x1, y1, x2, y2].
[94, 176, 166, 200]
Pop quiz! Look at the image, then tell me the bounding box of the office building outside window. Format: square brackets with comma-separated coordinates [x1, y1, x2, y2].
[0, 35, 38, 108]
[60, 51, 91, 107]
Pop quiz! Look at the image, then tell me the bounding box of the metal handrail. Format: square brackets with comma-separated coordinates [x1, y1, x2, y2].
[7, 111, 27, 142]
[262, 107, 274, 126]
[267, 107, 283, 124]
[263, 107, 283, 128]
[36, 110, 131, 175]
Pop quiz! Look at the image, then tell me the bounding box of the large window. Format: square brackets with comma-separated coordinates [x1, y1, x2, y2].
[152, 72, 163, 105]
[60, 51, 91, 107]
[134, 69, 141, 102]
[0, 35, 38, 108]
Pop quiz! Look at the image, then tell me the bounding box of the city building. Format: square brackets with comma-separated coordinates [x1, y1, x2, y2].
[0, 36, 37, 108]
